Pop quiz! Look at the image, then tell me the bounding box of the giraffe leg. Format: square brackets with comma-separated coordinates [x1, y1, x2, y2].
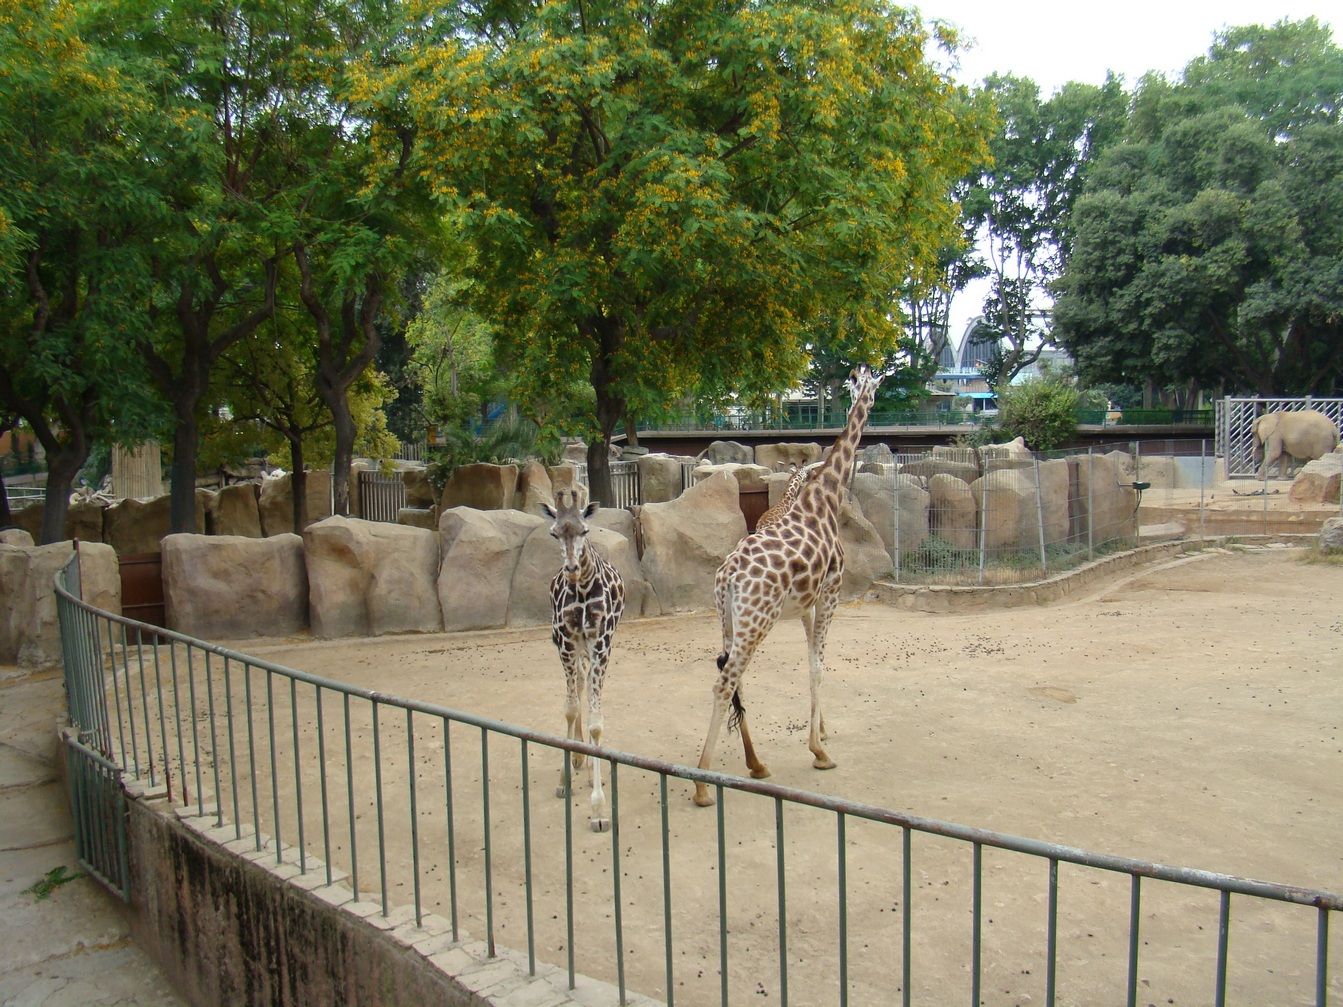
[586, 639, 610, 832]
[803, 584, 841, 770]
[732, 686, 770, 780]
[556, 649, 583, 798]
[694, 640, 764, 806]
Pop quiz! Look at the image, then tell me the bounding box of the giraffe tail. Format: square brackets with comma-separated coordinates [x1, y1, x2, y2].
[727, 687, 745, 735]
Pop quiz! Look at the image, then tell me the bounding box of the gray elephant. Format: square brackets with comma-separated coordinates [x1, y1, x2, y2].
[1252, 408, 1340, 478]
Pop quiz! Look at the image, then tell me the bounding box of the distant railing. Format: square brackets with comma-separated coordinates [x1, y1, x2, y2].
[572, 460, 640, 509]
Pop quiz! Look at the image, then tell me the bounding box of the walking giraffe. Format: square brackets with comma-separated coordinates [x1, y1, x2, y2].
[693, 365, 881, 807]
[542, 490, 625, 832]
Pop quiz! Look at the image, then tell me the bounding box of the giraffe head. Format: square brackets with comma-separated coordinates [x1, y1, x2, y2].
[845, 364, 881, 406]
[541, 490, 599, 581]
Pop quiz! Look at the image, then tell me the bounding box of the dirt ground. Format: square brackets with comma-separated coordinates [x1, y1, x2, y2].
[217, 542, 1343, 1007]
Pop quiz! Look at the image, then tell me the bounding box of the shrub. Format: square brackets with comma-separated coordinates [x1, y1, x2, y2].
[997, 378, 1079, 451]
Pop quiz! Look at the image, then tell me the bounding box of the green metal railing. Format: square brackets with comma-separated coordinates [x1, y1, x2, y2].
[55, 557, 1341, 1007]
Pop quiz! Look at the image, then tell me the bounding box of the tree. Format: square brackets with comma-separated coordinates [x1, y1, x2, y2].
[0, 0, 170, 541]
[1053, 20, 1343, 397]
[404, 0, 991, 503]
[964, 73, 1128, 383]
[996, 374, 1079, 451]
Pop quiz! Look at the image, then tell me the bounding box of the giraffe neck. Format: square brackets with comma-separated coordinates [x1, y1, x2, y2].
[801, 387, 874, 508]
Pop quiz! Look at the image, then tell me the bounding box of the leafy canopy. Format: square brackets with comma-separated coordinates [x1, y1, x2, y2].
[1053, 18, 1343, 396]
[397, 0, 991, 485]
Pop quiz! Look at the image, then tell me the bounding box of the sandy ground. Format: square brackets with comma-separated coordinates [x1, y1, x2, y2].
[187, 542, 1343, 1007]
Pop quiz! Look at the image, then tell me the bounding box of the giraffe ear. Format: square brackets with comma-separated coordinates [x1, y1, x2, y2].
[541, 502, 557, 520]
[582, 501, 599, 520]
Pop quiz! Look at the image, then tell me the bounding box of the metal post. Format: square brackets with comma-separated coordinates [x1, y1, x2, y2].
[1087, 449, 1095, 561]
[1200, 440, 1207, 539]
[893, 468, 901, 584]
[1034, 457, 1048, 575]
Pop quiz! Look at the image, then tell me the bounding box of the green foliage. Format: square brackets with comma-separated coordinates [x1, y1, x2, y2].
[426, 414, 561, 490]
[402, 0, 993, 488]
[996, 377, 1079, 451]
[1053, 18, 1343, 396]
[23, 865, 84, 901]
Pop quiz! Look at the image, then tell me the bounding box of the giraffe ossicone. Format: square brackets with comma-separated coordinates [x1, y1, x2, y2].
[693, 364, 882, 807]
[542, 489, 625, 832]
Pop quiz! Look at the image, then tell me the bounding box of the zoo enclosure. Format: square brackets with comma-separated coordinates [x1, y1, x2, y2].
[1216, 396, 1343, 477]
[55, 556, 1341, 1007]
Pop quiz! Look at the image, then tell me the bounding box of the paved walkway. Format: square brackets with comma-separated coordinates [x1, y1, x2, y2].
[0, 665, 185, 1007]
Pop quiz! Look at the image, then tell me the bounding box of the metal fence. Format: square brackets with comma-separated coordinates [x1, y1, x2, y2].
[1216, 397, 1343, 478]
[882, 443, 1187, 586]
[54, 556, 1341, 1007]
[357, 470, 407, 523]
[572, 459, 641, 509]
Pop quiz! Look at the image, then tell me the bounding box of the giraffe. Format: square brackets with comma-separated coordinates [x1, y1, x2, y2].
[541, 489, 626, 832]
[754, 461, 816, 532]
[693, 364, 881, 807]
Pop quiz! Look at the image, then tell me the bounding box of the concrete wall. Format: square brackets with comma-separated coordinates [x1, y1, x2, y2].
[118, 781, 639, 1007]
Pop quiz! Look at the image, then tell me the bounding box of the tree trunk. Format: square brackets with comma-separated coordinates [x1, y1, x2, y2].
[288, 437, 309, 533]
[623, 412, 640, 449]
[169, 403, 200, 534]
[0, 469, 10, 529]
[328, 396, 356, 517]
[38, 447, 84, 545]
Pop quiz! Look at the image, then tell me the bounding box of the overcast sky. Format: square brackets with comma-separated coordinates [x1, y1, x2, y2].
[911, 1, 1338, 344]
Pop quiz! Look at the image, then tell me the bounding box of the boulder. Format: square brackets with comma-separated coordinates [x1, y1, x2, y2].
[755, 442, 823, 472]
[1037, 458, 1071, 546]
[858, 461, 895, 477]
[162, 534, 307, 640]
[1069, 454, 1138, 545]
[0, 528, 34, 547]
[1320, 516, 1343, 552]
[971, 468, 1038, 551]
[0, 541, 120, 667]
[851, 472, 930, 560]
[900, 457, 980, 483]
[348, 459, 374, 519]
[856, 442, 895, 466]
[635, 453, 687, 504]
[547, 464, 587, 507]
[397, 508, 439, 530]
[105, 491, 210, 555]
[515, 459, 555, 514]
[508, 523, 643, 627]
[65, 501, 105, 543]
[403, 466, 437, 509]
[692, 462, 772, 490]
[205, 483, 263, 537]
[928, 473, 978, 550]
[440, 462, 520, 511]
[258, 470, 333, 537]
[636, 472, 745, 613]
[8, 502, 44, 542]
[304, 517, 442, 638]
[438, 507, 544, 631]
[979, 437, 1031, 467]
[702, 440, 753, 466]
[1289, 452, 1342, 504]
[838, 498, 893, 597]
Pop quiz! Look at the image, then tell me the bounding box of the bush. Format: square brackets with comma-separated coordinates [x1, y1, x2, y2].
[997, 378, 1079, 451]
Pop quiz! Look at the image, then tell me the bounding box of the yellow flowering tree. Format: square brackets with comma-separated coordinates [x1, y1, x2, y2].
[400, 0, 991, 501]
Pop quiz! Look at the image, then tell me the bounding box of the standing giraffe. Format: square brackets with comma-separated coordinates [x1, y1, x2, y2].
[542, 490, 625, 832]
[754, 462, 816, 532]
[693, 365, 881, 807]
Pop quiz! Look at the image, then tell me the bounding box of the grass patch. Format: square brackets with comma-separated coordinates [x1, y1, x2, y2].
[1296, 545, 1343, 565]
[23, 865, 84, 901]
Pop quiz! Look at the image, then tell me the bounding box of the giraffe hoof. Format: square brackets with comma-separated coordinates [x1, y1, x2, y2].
[812, 756, 837, 770]
[749, 765, 771, 780]
[555, 784, 568, 799]
[590, 818, 611, 833]
[571, 753, 586, 770]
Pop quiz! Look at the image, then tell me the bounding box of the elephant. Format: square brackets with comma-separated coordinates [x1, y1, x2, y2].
[1252, 408, 1340, 479]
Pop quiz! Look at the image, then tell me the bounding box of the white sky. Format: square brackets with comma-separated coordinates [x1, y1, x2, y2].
[911, 1, 1339, 343]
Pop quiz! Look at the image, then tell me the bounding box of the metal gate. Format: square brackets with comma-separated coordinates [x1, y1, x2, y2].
[57, 550, 131, 900]
[1216, 396, 1343, 477]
